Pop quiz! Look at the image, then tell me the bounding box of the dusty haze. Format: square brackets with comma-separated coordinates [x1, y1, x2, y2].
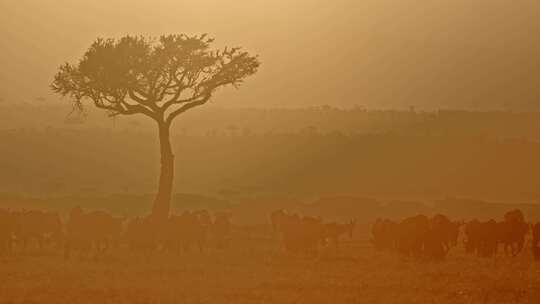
[3, 2, 540, 304]
[1, 0, 540, 110]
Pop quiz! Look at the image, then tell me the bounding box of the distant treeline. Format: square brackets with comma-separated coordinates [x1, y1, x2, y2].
[1, 192, 540, 225]
[1, 104, 540, 140]
[0, 127, 539, 201]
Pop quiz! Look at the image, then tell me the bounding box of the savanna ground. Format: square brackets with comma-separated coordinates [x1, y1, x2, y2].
[1, 226, 540, 304]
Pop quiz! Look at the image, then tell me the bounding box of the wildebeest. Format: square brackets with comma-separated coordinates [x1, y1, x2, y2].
[271, 211, 325, 256]
[126, 216, 158, 252]
[464, 219, 481, 254]
[397, 214, 431, 258]
[164, 210, 210, 253]
[430, 214, 461, 254]
[532, 222, 540, 261]
[0, 209, 16, 255]
[299, 216, 325, 253]
[194, 209, 212, 250]
[497, 209, 528, 256]
[372, 215, 454, 260]
[283, 216, 324, 255]
[464, 219, 499, 257]
[13, 210, 63, 252]
[64, 207, 122, 259]
[212, 212, 233, 249]
[323, 220, 356, 248]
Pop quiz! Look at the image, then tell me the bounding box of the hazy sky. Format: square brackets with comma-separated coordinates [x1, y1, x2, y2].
[1, 0, 539, 110]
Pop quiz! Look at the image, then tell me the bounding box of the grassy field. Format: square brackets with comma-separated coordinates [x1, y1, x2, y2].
[1, 227, 540, 304]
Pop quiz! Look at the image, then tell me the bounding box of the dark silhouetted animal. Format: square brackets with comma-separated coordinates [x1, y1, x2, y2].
[532, 222, 540, 261]
[212, 212, 232, 249]
[497, 209, 528, 256]
[430, 214, 461, 254]
[465, 219, 499, 258]
[272, 211, 325, 256]
[398, 215, 430, 258]
[0, 209, 16, 255]
[164, 210, 210, 253]
[64, 207, 122, 259]
[126, 216, 158, 252]
[323, 220, 356, 249]
[13, 210, 63, 252]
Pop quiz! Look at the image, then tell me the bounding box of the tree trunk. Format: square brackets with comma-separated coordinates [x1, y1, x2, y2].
[151, 122, 174, 221]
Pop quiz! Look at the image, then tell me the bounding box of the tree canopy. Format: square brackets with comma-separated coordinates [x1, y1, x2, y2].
[51, 34, 260, 125]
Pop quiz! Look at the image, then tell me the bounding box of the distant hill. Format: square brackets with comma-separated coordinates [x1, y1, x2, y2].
[0, 123, 539, 202]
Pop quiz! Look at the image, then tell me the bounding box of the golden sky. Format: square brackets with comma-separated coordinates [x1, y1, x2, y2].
[1, 0, 539, 110]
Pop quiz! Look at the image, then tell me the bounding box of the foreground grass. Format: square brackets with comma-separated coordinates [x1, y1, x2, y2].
[1, 233, 540, 304]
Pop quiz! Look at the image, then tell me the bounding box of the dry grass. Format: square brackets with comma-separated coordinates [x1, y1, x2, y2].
[1, 229, 540, 304]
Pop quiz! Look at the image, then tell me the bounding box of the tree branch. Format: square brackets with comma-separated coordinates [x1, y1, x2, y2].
[51, 34, 260, 126]
[165, 95, 211, 125]
[91, 95, 157, 119]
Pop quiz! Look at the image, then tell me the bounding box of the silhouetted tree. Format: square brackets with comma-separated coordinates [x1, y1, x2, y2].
[51, 34, 260, 220]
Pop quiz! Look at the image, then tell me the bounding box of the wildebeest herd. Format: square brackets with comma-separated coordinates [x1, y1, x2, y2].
[2, 207, 540, 263]
[0, 207, 232, 259]
[271, 208, 540, 262]
[0, 209, 63, 254]
[372, 209, 540, 261]
[270, 209, 356, 256]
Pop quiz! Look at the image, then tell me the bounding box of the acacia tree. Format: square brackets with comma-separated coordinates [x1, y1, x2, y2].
[52, 34, 260, 220]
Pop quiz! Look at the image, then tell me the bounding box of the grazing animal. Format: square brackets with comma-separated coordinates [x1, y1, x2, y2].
[430, 214, 461, 255]
[165, 210, 209, 253]
[0, 209, 16, 255]
[13, 210, 63, 252]
[272, 212, 324, 256]
[298, 216, 325, 255]
[477, 220, 499, 258]
[125, 216, 158, 252]
[398, 214, 430, 258]
[372, 214, 459, 260]
[193, 209, 212, 251]
[424, 229, 446, 261]
[497, 209, 528, 256]
[465, 219, 499, 258]
[464, 219, 481, 254]
[212, 212, 233, 249]
[324, 220, 356, 248]
[64, 207, 122, 259]
[532, 222, 540, 261]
